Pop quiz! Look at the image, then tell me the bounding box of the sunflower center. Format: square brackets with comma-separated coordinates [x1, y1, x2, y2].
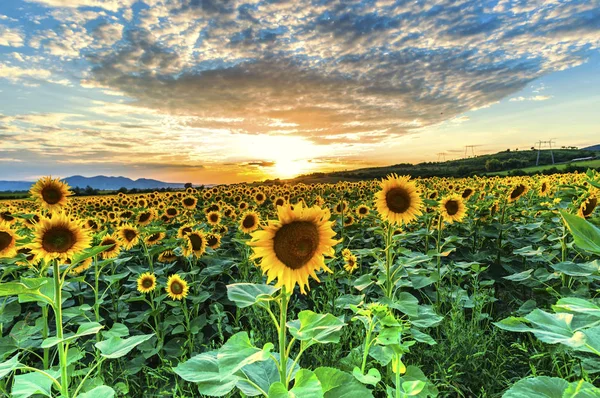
[210, 214, 218, 222]
[139, 213, 151, 222]
[170, 281, 183, 294]
[445, 200, 460, 216]
[511, 185, 526, 199]
[385, 187, 411, 213]
[541, 183, 548, 193]
[242, 215, 256, 229]
[189, 234, 203, 251]
[181, 227, 192, 236]
[0, 231, 13, 251]
[102, 239, 116, 250]
[183, 198, 195, 206]
[142, 278, 154, 289]
[273, 221, 319, 270]
[148, 233, 160, 242]
[167, 208, 177, 216]
[42, 226, 75, 253]
[124, 229, 137, 241]
[41, 186, 62, 205]
[1, 212, 14, 222]
[462, 189, 473, 199]
[583, 198, 597, 217]
[207, 236, 218, 246]
[359, 207, 368, 215]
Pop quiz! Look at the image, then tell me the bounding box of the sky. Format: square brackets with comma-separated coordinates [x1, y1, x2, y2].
[0, 0, 599, 184]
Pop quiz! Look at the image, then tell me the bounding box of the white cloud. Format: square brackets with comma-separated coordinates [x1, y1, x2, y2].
[509, 95, 553, 102]
[0, 25, 25, 47]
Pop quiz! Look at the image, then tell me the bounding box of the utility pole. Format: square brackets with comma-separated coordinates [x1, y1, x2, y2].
[536, 139, 556, 166]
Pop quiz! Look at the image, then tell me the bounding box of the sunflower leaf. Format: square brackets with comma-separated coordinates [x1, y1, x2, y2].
[287, 311, 346, 344]
[560, 211, 600, 255]
[173, 351, 238, 396]
[226, 283, 279, 308]
[95, 334, 153, 359]
[217, 332, 273, 374]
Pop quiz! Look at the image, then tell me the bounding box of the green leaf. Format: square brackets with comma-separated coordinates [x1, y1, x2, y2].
[0, 354, 20, 379]
[12, 371, 56, 398]
[352, 367, 381, 386]
[0, 280, 52, 306]
[410, 329, 437, 346]
[217, 332, 273, 374]
[41, 322, 103, 348]
[503, 376, 569, 398]
[268, 369, 323, 398]
[236, 356, 281, 397]
[314, 367, 374, 398]
[353, 274, 374, 291]
[561, 211, 600, 255]
[173, 351, 238, 396]
[0, 300, 21, 324]
[76, 386, 116, 398]
[95, 334, 153, 359]
[287, 311, 346, 344]
[551, 262, 598, 277]
[401, 380, 426, 396]
[503, 269, 534, 282]
[226, 283, 279, 308]
[382, 293, 419, 317]
[553, 298, 600, 319]
[402, 366, 439, 398]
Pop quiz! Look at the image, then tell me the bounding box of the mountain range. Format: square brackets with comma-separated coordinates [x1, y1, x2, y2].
[0, 175, 186, 192]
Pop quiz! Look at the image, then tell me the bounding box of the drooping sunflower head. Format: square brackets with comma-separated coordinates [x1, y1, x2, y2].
[184, 231, 206, 258]
[0, 222, 18, 259]
[67, 256, 93, 275]
[177, 224, 194, 239]
[508, 183, 528, 202]
[144, 232, 165, 246]
[375, 174, 423, 225]
[137, 272, 157, 294]
[166, 274, 189, 300]
[248, 203, 341, 294]
[579, 196, 597, 219]
[32, 213, 91, 263]
[99, 233, 121, 260]
[439, 195, 467, 224]
[538, 179, 551, 197]
[239, 211, 260, 233]
[158, 249, 178, 263]
[29, 176, 72, 211]
[206, 233, 222, 249]
[117, 224, 140, 249]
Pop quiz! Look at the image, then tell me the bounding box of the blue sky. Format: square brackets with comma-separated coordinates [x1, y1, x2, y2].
[0, 0, 598, 183]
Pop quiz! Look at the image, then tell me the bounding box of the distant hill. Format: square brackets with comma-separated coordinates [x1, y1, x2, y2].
[260, 148, 599, 185]
[582, 144, 600, 151]
[0, 175, 186, 192]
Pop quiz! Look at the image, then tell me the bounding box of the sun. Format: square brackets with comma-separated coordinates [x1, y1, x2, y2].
[274, 159, 308, 179]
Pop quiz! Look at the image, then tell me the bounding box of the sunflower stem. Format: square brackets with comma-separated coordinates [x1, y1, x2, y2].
[53, 260, 69, 397]
[41, 305, 50, 370]
[435, 214, 443, 305]
[384, 222, 394, 299]
[278, 286, 290, 388]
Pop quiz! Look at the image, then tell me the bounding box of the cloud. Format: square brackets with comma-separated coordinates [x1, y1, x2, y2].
[23, 0, 135, 12]
[509, 95, 553, 101]
[0, 65, 52, 82]
[0, 25, 25, 47]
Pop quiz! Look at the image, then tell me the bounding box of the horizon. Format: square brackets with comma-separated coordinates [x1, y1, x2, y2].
[1, 1, 599, 184]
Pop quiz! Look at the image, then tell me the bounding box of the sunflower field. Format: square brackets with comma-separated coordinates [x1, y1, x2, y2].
[0, 171, 599, 397]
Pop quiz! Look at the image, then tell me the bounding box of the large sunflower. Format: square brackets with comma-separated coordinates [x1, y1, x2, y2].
[579, 196, 597, 219]
[31, 213, 91, 263]
[374, 174, 423, 225]
[166, 274, 189, 300]
[117, 224, 140, 249]
[248, 203, 341, 294]
[508, 183, 528, 203]
[29, 176, 72, 211]
[0, 222, 18, 258]
[183, 231, 206, 258]
[439, 195, 467, 224]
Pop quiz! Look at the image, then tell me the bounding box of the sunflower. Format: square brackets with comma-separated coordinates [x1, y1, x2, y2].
[99, 233, 121, 259]
[164, 207, 179, 219]
[15, 247, 36, 266]
[158, 249, 178, 263]
[137, 272, 157, 294]
[508, 184, 528, 202]
[274, 197, 286, 208]
[343, 252, 359, 274]
[461, 188, 475, 200]
[181, 196, 197, 209]
[248, 203, 341, 294]
[579, 196, 597, 219]
[439, 195, 467, 224]
[239, 211, 260, 233]
[206, 211, 221, 226]
[184, 231, 206, 258]
[206, 233, 222, 250]
[117, 224, 140, 249]
[31, 213, 91, 263]
[137, 209, 156, 226]
[0, 222, 18, 258]
[356, 205, 370, 218]
[375, 174, 423, 225]
[0, 211, 16, 225]
[177, 224, 194, 238]
[343, 214, 355, 227]
[29, 176, 72, 211]
[166, 274, 189, 300]
[538, 179, 550, 197]
[145, 232, 165, 246]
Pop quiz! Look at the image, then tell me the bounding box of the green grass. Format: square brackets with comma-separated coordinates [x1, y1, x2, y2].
[487, 159, 600, 176]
